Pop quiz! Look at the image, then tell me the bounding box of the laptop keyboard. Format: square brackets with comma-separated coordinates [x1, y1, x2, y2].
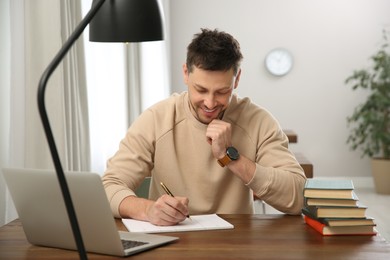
[121, 239, 149, 250]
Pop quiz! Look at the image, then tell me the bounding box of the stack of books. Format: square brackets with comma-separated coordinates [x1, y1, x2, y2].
[302, 179, 377, 236]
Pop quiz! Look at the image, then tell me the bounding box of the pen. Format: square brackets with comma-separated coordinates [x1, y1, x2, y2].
[160, 182, 191, 220]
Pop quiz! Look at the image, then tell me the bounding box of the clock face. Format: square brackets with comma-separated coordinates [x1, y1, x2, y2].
[265, 48, 293, 76]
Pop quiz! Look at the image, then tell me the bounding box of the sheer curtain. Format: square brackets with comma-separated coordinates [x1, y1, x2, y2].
[60, 0, 90, 171]
[0, 0, 28, 228]
[1, 0, 90, 226]
[23, 0, 90, 171]
[0, 0, 13, 227]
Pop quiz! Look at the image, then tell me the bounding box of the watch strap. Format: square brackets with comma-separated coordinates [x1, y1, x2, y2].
[217, 154, 232, 167]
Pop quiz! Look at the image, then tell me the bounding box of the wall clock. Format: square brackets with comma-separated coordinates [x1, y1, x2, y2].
[265, 48, 293, 76]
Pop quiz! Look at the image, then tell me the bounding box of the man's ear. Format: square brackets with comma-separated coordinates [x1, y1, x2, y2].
[234, 69, 242, 89]
[183, 64, 189, 84]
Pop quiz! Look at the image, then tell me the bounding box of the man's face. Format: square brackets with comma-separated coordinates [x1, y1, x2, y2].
[183, 65, 241, 124]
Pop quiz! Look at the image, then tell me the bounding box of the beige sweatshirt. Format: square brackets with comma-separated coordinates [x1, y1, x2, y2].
[102, 92, 306, 218]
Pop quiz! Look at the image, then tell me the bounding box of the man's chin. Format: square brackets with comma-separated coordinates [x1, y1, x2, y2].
[198, 115, 217, 124]
[196, 109, 221, 124]
[201, 119, 213, 124]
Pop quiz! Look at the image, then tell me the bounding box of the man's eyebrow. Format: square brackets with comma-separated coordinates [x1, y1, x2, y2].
[194, 83, 231, 91]
[193, 83, 207, 89]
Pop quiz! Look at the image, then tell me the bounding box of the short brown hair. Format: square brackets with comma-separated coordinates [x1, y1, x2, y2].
[186, 28, 243, 75]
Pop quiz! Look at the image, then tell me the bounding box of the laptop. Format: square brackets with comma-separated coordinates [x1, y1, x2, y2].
[2, 168, 178, 256]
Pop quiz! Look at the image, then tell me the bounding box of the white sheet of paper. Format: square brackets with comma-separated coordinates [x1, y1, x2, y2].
[122, 214, 234, 233]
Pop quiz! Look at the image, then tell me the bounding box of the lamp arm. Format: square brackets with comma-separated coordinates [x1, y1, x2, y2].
[37, 0, 105, 259]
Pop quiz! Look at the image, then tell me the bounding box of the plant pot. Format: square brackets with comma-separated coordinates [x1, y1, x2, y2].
[371, 158, 390, 194]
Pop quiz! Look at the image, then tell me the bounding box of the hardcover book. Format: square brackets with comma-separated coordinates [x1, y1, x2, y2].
[304, 215, 376, 236]
[320, 217, 375, 227]
[304, 191, 359, 207]
[302, 208, 375, 226]
[303, 205, 367, 218]
[303, 179, 355, 199]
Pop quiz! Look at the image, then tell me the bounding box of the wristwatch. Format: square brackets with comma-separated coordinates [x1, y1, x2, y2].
[217, 146, 240, 167]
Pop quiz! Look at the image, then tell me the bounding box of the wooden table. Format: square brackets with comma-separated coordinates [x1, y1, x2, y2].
[1, 214, 389, 259]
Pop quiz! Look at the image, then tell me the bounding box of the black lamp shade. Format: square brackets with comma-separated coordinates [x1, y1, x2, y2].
[89, 0, 164, 42]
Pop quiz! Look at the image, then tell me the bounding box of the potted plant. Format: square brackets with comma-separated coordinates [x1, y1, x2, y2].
[345, 30, 390, 194]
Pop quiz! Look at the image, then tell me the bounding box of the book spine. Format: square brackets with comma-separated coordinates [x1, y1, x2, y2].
[303, 215, 325, 235]
[302, 207, 317, 219]
[303, 197, 309, 208]
[302, 206, 320, 219]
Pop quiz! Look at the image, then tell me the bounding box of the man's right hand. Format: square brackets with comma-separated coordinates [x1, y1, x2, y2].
[146, 195, 189, 226]
[119, 195, 189, 226]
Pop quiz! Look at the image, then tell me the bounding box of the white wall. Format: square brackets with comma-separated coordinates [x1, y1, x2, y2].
[168, 0, 390, 178]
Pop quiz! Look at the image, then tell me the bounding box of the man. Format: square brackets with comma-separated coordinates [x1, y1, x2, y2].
[102, 28, 306, 226]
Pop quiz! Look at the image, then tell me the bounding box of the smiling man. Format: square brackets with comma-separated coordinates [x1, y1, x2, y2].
[102, 28, 306, 226]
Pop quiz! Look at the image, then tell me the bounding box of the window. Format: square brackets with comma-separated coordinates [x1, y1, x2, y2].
[81, 0, 170, 174]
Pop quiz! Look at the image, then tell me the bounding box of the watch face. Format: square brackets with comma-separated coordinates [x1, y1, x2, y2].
[226, 147, 240, 160]
[265, 48, 293, 76]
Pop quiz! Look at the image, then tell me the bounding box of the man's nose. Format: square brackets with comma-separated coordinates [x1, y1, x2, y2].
[204, 93, 216, 108]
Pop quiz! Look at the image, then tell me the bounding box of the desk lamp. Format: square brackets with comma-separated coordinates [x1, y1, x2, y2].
[37, 0, 163, 259]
